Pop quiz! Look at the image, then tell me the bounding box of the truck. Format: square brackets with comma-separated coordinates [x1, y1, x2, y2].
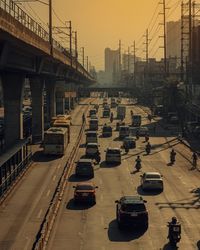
[132, 115, 141, 127]
[117, 105, 126, 120]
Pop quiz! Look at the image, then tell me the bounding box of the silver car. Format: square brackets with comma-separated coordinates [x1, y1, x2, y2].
[140, 172, 163, 191]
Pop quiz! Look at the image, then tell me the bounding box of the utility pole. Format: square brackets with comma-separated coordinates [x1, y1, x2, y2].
[119, 40, 121, 82]
[68, 20, 72, 67]
[49, 0, 53, 56]
[82, 47, 85, 68]
[163, 0, 167, 75]
[74, 31, 78, 69]
[145, 29, 149, 66]
[133, 40, 136, 85]
[127, 46, 130, 74]
[87, 56, 89, 72]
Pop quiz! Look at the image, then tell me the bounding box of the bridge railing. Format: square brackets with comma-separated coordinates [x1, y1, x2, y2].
[0, 0, 94, 79]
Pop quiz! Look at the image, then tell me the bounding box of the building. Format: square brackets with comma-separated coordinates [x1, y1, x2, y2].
[166, 20, 181, 59]
[104, 48, 119, 84]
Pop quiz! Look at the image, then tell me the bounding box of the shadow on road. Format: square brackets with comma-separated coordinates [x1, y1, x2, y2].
[66, 198, 94, 210]
[68, 174, 93, 182]
[162, 242, 179, 250]
[100, 161, 120, 168]
[32, 150, 61, 162]
[107, 219, 147, 242]
[137, 185, 162, 196]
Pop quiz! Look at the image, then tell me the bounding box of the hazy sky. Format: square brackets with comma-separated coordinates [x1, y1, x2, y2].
[21, 0, 181, 70]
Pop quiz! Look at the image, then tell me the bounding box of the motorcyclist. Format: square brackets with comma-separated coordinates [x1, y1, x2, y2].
[110, 112, 114, 123]
[170, 149, 176, 163]
[130, 110, 133, 116]
[135, 156, 142, 171]
[82, 113, 86, 124]
[124, 142, 129, 154]
[192, 152, 198, 167]
[146, 142, 151, 154]
[145, 133, 149, 142]
[95, 150, 101, 164]
[168, 217, 181, 245]
[136, 130, 139, 140]
[147, 114, 152, 122]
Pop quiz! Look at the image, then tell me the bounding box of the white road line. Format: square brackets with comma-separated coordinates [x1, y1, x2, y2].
[23, 237, 31, 250]
[57, 164, 61, 169]
[46, 189, 50, 197]
[53, 175, 56, 181]
[37, 209, 42, 219]
[101, 216, 104, 225]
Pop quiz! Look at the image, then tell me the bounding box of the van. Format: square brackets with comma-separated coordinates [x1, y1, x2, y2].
[86, 131, 98, 144]
[89, 119, 98, 131]
[105, 148, 121, 164]
[102, 125, 112, 137]
[119, 126, 130, 138]
[75, 159, 94, 178]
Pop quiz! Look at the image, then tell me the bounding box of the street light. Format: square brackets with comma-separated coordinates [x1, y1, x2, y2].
[13, 0, 53, 56]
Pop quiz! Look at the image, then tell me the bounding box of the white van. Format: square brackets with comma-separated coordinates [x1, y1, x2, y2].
[86, 131, 98, 144]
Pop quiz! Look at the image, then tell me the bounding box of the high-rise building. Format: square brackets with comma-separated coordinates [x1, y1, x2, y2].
[166, 20, 181, 59]
[104, 48, 119, 84]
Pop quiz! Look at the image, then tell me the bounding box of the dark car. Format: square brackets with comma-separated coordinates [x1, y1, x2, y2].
[123, 136, 136, 149]
[102, 125, 112, 137]
[75, 159, 94, 178]
[73, 182, 98, 204]
[115, 196, 148, 229]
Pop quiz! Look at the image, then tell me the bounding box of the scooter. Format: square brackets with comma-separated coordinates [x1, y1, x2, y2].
[135, 161, 142, 171]
[168, 223, 181, 247]
[146, 145, 151, 155]
[170, 154, 176, 164]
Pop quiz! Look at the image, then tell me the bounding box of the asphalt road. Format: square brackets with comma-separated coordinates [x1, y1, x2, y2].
[47, 98, 200, 250]
[0, 98, 93, 250]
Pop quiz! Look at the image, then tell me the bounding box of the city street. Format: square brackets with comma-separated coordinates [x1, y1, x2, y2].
[46, 98, 200, 250]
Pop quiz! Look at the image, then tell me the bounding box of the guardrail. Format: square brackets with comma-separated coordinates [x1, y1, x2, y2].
[33, 121, 86, 250]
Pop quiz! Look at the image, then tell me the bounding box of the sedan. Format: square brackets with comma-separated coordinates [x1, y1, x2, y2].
[123, 136, 136, 149]
[137, 126, 149, 136]
[73, 182, 98, 204]
[140, 172, 163, 191]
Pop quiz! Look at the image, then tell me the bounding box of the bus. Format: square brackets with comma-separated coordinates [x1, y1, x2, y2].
[43, 127, 69, 155]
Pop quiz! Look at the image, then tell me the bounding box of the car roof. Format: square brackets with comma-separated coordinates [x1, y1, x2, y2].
[76, 182, 94, 187]
[144, 172, 161, 176]
[78, 159, 93, 163]
[124, 136, 135, 140]
[86, 131, 97, 134]
[107, 147, 120, 150]
[120, 196, 145, 204]
[87, 143, 98, 146]
[140, 127, 148, 130]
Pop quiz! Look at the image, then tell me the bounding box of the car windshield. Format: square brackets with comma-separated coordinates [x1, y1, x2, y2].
[87, 145, 97, 149]
[121, 203, 146, 212]
[146, 174, 160, 179]
[107, 149, 120, 154]
[78, 162, 92, 167]
[103, 127, 112, 132]
[87, 133, 97, 138]
[76, 185, 94, 190]
[120, 127, 129, 132]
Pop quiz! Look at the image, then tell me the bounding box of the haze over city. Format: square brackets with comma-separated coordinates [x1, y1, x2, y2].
[19, 0, 180, 70]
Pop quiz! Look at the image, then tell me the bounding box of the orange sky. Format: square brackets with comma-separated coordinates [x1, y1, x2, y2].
[21, 0, 181, 70]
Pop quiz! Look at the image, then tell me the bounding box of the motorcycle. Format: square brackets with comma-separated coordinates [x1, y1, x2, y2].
[95, 152, 101, 164]
[170, 153, 176, 164]
[168, 222, 181, 247]
[125, 146, 129, 154]
[145, 145, 151, 155]
[145, 135, 149, 142]
[135, 161, 142, 171]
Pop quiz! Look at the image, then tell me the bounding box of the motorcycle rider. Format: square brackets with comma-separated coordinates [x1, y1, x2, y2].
[135, 156, 142, 171]
[136, 130, 139, 140]
[145, 133, 149, 142]
[130, 110, 133, 116]
[110, 112, 114, 123]
[170, 149, 176, 164]
[146, 142, 151, 154]
[168, 216, 181, 245]
[124, 142, 129, 154]
[82, 113, 86, 124]
[94, 150, 101, 164]
[192, 152, 198, 167]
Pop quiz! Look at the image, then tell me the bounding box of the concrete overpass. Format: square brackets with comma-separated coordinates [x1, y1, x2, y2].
[0, 0, 95, 149]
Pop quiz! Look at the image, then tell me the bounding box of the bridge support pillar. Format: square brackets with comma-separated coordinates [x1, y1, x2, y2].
[30, 78, 44, 143]
[45, 80, 56, 123]
[1, 73, 24, 149]
[56, 91, 65, 115]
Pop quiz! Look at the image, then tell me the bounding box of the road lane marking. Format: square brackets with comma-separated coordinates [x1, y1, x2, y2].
[53, 175, 56, 181]
[57, 164, 61, 169]
[46, 189, 50, 197]
[23, 237, 31, 250]
[37, 209, 42, 219]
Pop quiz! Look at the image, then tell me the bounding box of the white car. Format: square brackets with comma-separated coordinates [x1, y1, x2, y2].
[140, 172, 163, 191]
[105, 148, 121, 164]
